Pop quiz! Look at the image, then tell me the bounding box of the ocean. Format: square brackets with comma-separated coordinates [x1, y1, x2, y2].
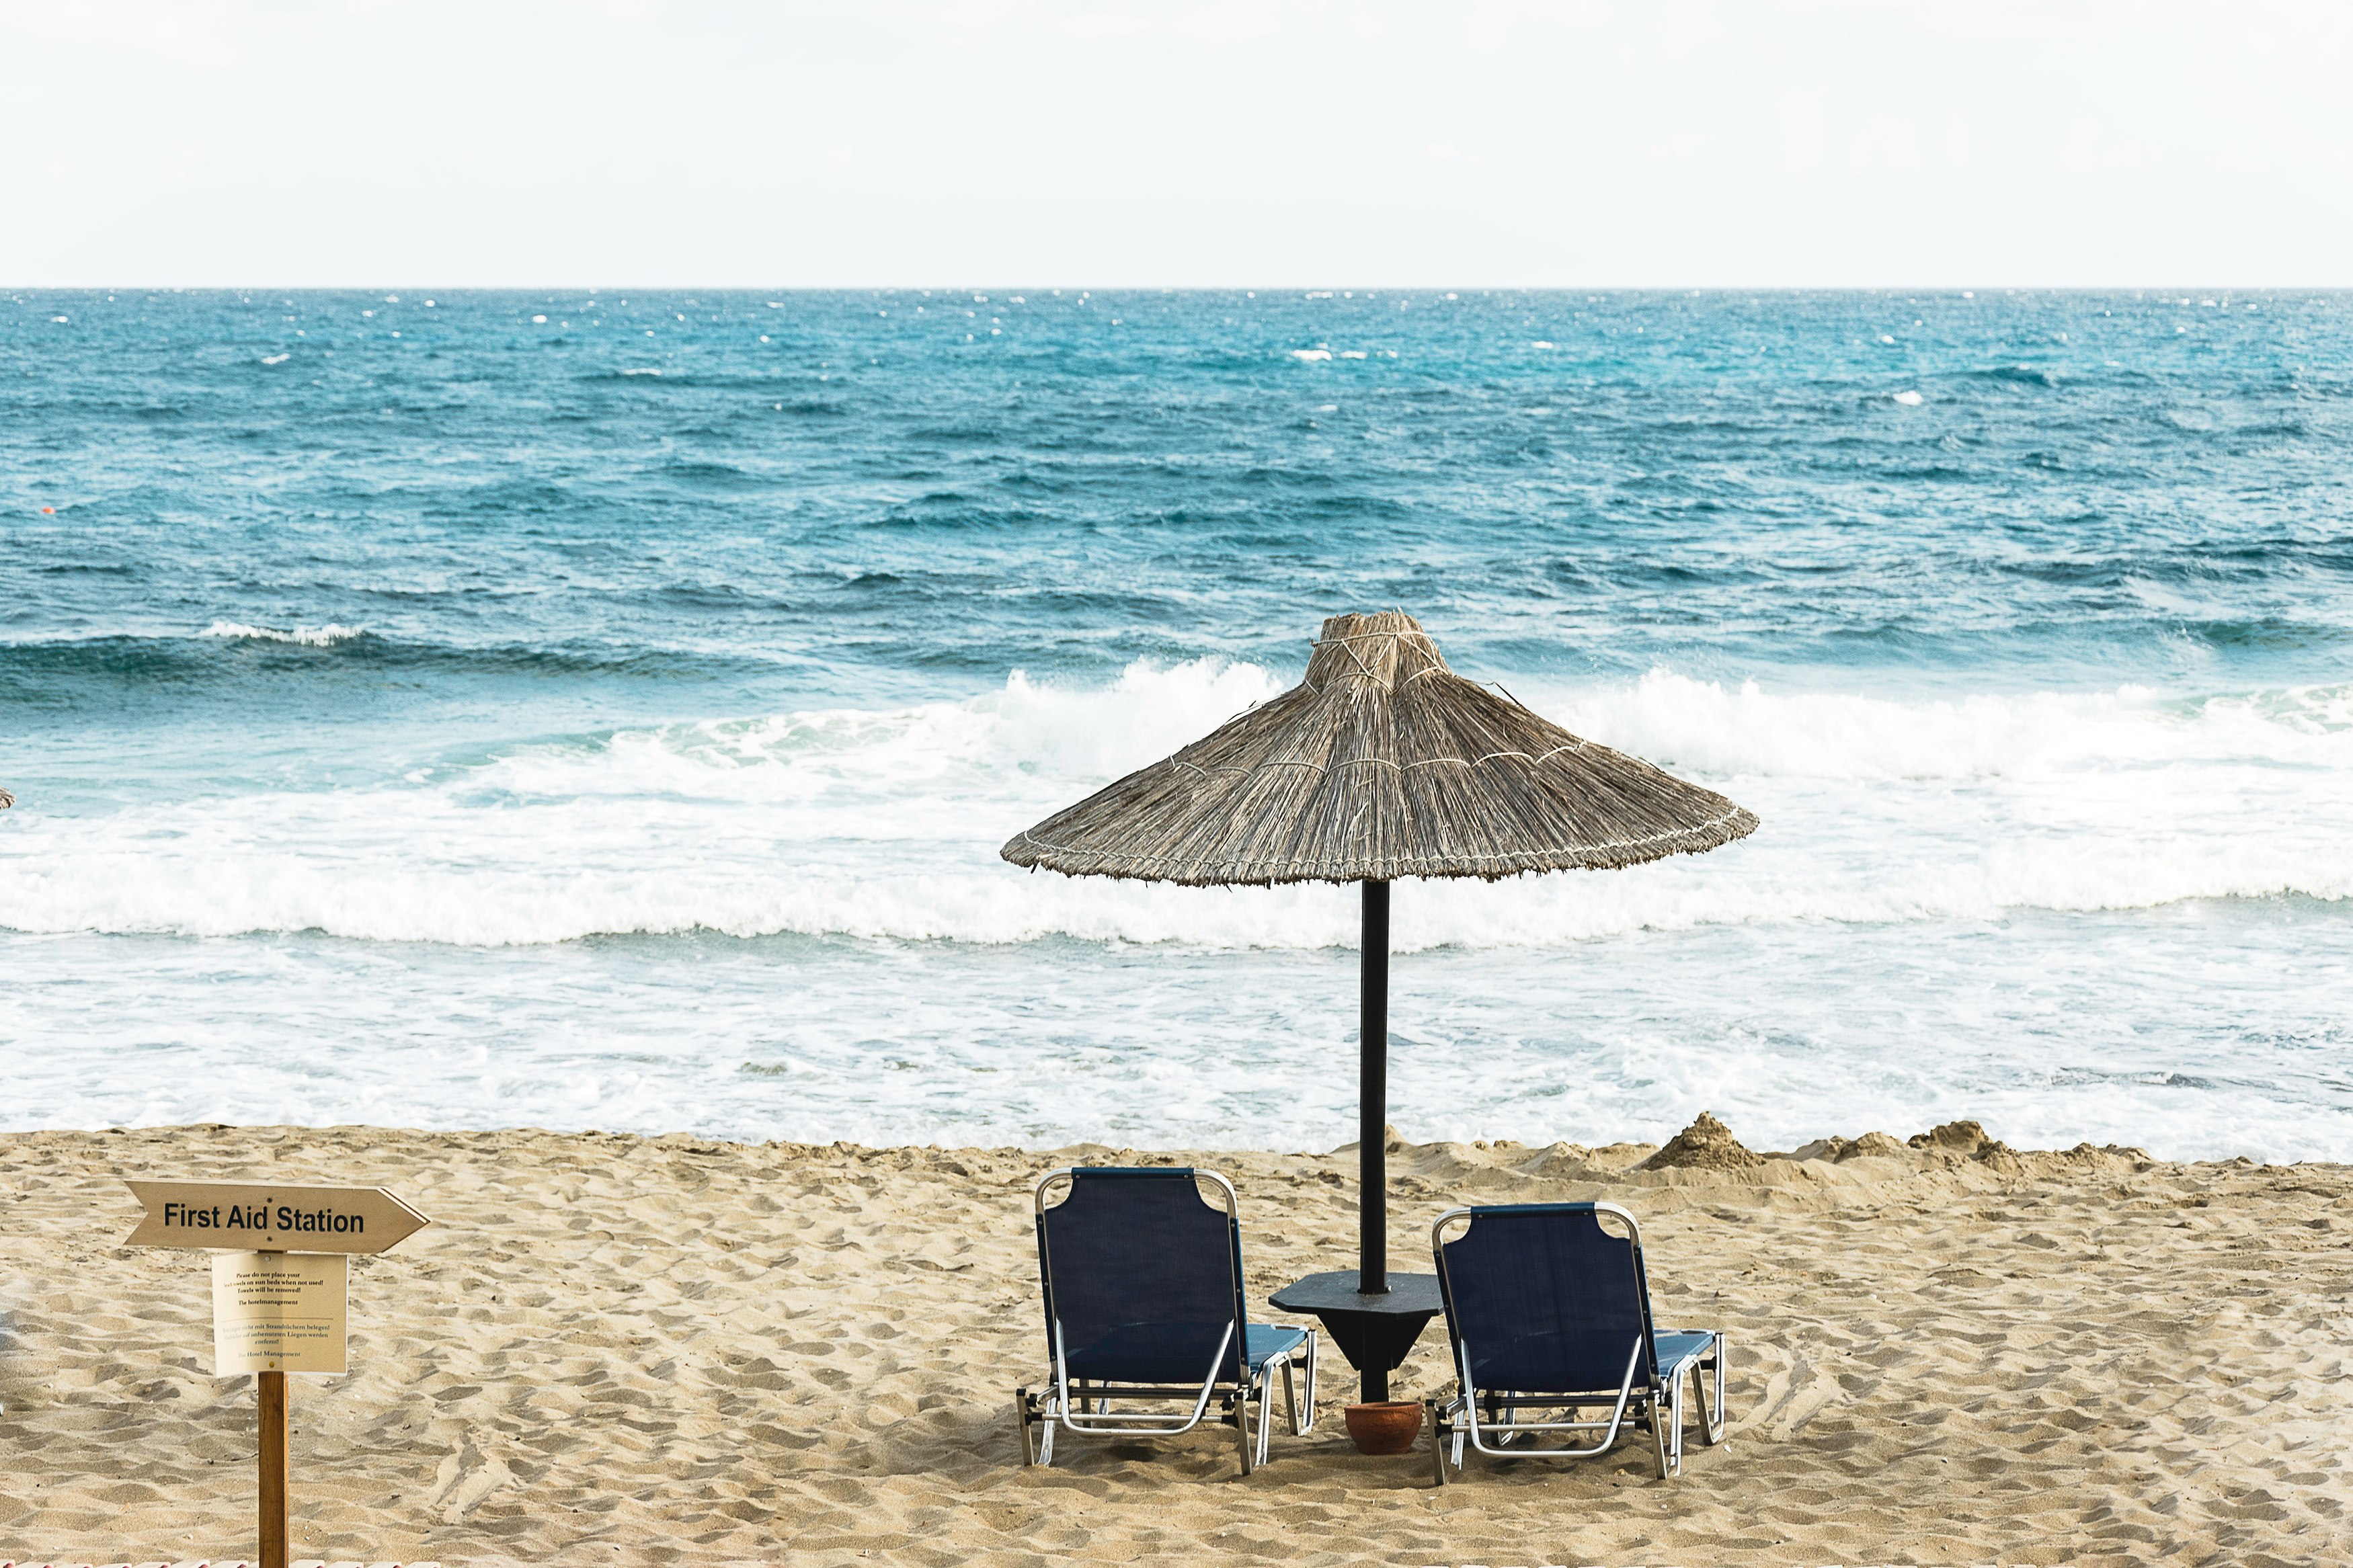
[5, 286, 2351, 1159]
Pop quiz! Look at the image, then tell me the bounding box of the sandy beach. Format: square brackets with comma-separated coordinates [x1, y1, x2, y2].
[1, 1120, 2346, 1567]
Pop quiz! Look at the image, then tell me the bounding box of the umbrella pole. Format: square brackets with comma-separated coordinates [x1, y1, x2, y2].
[1359, 878, 1390, 1303]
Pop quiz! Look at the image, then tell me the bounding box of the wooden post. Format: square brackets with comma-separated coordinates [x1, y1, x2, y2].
[257, 1367, 289, 1568]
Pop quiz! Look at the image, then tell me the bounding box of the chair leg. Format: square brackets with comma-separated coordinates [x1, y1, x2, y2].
[1659, 1372, 1689, 1480]
[1427, 1399, 1451, 1486]
[1679, 1369, 1691, 1475]
[1281, 1356, 1302, 1436]
[1235, 1380, 1257, 1475]
[1684, 1370, 1697, 1466]
[1432, 1396, 1471, 1485]
[1696, 1335, 1727, 1445]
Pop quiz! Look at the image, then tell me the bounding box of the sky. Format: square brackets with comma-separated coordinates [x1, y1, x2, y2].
[4, 0, 2352, 286]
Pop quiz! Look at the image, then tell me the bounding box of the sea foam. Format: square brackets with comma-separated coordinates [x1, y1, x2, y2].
[198, 620, 366, 647]
[3, 661, 2346, 950]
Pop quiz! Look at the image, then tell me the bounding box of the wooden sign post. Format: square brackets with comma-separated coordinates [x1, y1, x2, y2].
[125, 1180, 430, 1568]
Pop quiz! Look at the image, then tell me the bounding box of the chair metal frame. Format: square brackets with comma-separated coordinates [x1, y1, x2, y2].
[1015, 1166, 1317, 1475]
[1426, 1200, 1726, 1484]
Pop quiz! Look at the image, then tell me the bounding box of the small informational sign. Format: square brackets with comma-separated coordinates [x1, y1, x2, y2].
[212, 1251, 349, 1376]
[126, 1180, 429, 1255]
[122, 1177, 424, 1568]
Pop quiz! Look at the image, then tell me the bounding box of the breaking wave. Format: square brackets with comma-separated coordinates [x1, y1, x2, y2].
[198, 620, 367, 647]
[3, 661, 2348, 948]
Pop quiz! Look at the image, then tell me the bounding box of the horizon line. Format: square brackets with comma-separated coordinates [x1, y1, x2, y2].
[9, 281, 2348, 294]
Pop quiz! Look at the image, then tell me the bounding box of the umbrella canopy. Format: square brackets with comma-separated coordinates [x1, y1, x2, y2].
[1002, 610, 1755, 884]
[1002, 610, 1756, 1399]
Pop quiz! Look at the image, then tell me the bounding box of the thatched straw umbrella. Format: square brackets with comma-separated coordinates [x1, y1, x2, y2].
[1002, 612, 1755, 1380]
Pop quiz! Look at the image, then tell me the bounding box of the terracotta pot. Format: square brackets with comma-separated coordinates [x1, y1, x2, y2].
[1343, 1400, 1423, 1455]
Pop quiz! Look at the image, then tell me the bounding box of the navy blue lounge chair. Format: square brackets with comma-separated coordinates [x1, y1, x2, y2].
[1016, 1167, 1316, 1474]
[1427, 1200, 1726, 1483]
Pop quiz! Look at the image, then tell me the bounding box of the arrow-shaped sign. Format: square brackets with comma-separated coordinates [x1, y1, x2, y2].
[124, 1180, 430, 1255]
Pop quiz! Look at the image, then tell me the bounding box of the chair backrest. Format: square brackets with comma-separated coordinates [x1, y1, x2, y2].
[1034, 1167, 1248, 1385]
[1433, 1202, 1662, 1395]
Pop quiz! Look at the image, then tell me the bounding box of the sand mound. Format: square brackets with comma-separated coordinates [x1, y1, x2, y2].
[1905, 1118, 2024, 1173]
[1790, 1130, 1908, 1163]
[1639, 1110, 1764, 1171]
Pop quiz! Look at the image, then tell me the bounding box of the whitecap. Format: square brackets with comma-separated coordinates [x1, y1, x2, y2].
[1289, 348, 1332, 362]
[1892, 389, 1923, 405]
[198, 621, 363, 647]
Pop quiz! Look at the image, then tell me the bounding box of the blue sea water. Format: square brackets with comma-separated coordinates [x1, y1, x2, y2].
[5, 286, 2352, 1159]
